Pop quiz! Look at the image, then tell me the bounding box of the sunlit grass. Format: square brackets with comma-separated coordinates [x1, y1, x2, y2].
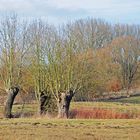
[0, 100, 140, 139]
[71, 102, 140, 115]
[0, 118, 140, 140]
[1, 101, 140, 118]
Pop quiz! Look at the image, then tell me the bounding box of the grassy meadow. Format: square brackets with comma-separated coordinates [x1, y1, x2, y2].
[0, 97, 140, 140]
[0, 118, 140, 140]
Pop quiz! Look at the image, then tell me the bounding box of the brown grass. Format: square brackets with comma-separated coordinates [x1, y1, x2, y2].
[70, 107, 139, 119]
[0, 118, 140, 140]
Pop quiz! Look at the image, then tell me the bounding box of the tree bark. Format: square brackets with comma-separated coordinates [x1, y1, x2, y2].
[4, 87, 19, 118]
[39, 91, 51, 115]
[57, 90, 74, 118]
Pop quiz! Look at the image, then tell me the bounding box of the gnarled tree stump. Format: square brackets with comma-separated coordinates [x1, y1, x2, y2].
[4, 87, 19, 118]
[57, 90, 75, 118]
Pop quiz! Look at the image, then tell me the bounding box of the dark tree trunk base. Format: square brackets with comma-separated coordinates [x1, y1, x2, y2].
[39, 91, 51, 115]
[4, 87, 19, 118]
[57, 90, 74, 118]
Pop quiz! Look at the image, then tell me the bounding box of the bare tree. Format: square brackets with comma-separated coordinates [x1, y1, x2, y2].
[0, 15, 29, 118]
[28, 20, 54, 115]
[44, 24, 88, 118]
[110, 36, 140, 95]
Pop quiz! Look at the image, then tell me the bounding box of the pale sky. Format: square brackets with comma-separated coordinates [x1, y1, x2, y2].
[0, 0, 140, 25]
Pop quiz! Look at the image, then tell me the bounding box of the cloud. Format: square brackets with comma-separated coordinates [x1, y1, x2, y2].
[46, 0, 140, 12]
[0, 0, 140, 24]
[46, 0, 113, 10]
[45, 0, 140, 24]
[0, 0, 33, 11]
[1, 0, 139, 13]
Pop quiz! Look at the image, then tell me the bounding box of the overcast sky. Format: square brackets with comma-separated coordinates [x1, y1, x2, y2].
[0, 0, 140, 25]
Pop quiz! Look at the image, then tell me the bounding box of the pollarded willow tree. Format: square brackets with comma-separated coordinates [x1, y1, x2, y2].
[44, 24, 88, 118]
[28, 20, 52, 115]
[0, 15, 30, 118]
[28, 20, 62, 115]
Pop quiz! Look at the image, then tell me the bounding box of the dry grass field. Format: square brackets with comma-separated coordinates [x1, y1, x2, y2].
[0, 99, 140, 140]
[0, 118, 140, 140]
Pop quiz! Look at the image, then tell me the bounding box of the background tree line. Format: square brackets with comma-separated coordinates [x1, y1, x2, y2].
[0, 15, 140, 118]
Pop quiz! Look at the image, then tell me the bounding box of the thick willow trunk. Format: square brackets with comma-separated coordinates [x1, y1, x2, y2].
[4, 87, 19, 118]
[57, 90, 74, 118]
[39, 91, 51, 115]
